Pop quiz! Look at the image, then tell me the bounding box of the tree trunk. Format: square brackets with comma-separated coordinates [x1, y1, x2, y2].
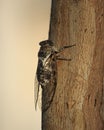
[42, 0, 104, 130]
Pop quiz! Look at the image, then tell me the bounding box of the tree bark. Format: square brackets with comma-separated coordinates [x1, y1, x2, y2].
[42, 0, 104, 130]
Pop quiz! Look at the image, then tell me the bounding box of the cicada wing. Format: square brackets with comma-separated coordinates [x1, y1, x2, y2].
[38, 84, 42, 110]
[34, 75, 42, 110]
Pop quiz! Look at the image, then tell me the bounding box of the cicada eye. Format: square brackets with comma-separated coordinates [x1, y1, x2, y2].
[39, 41, 45, 46]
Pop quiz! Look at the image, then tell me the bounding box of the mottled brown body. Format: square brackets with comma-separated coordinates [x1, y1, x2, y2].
[35, 40, 75, 112]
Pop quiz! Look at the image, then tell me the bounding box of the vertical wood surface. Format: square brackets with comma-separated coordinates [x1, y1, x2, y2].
[42, 0, 104, 130]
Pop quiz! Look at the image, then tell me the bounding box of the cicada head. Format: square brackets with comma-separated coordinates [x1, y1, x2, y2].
[38, 40, 55, 60]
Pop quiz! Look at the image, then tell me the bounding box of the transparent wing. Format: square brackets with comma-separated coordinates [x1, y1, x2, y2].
[34, 75, 42, 110]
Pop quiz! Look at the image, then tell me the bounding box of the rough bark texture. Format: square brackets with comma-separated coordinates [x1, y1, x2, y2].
[42, 0, 104, 130]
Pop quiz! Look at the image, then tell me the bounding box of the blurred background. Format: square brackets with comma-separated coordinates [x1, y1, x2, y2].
[0, 0, 51, 130]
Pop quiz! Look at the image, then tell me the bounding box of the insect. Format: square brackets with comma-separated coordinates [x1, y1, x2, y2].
[34, 40, 75, 112]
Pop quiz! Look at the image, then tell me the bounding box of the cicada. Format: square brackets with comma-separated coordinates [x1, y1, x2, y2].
[34, 40, 75, 112]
